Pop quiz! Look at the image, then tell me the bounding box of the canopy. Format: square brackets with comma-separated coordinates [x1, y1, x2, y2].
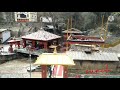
[34, 53, 75, 66]
[22, 30, 61, 41]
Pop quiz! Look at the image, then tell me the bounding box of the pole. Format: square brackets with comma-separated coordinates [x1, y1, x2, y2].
[66, 19, 69, 51]
[101, 15, 104, 51]
[70, 17, 72, 31]
[67, 19, 69, 40]
[29, 45, 32, 78]
[105, 18, 109, 41]
[29, 52, 31, 78]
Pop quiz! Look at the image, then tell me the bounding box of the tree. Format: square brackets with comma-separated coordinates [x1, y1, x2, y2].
[81, 12, 97, 30]
[18, 29, 21, 37]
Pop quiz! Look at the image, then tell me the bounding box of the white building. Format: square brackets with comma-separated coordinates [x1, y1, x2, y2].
[0, 29, 11, 43]
[40, 16, 52, 23]
[14, 12, 37, 22]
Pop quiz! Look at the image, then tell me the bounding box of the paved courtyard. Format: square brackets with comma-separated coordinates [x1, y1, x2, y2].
[0, 58, 42, 78]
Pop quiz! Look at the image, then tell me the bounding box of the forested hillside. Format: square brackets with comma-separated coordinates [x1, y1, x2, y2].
[0, 12, 120, 36]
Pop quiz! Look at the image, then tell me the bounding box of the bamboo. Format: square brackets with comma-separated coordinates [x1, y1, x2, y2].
[101, 15, 104, 36]
[105, 18, 109, 41]
[101, 15, 105, 51]
[70, 17, 72, 35]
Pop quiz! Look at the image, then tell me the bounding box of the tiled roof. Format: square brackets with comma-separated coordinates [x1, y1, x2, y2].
[22, 30, 61, 41]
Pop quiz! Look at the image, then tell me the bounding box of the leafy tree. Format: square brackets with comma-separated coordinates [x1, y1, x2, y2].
[81, 12, 97, 30]
[18, 29, 21, 37]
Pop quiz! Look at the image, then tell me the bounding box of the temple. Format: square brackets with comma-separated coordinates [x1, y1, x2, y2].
[21, 30, 61, 51]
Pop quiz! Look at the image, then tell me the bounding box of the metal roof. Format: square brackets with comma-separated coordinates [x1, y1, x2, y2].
[0, 29, 9, 32]
[62, 28, 83, 34]
[46, 25, 54, 29]
[34, 53, 75, 65]
[66, 51, 119, 61]
[21, 30, 61, 41]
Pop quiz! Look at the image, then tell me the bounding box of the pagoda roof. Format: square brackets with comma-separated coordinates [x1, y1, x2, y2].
[34, 53, 75, 65]
[21, 30, 61, 41]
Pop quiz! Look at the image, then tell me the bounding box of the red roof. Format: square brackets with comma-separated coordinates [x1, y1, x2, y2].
[7, 40, 21, 43]
[21, 30, 61, 41]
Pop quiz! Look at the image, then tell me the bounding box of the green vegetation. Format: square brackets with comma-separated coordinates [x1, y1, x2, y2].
[0, 12, 120, 37]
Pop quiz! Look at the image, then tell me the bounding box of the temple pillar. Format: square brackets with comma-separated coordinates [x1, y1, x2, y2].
[41, 65, 47, 78]
[57, 39, 60, 45]
[17, 41, 20, 49]
[32, 40, 36, 48]
[22, 39, 26, 48]
[43, 42, 48, 51]
[63, 66, 68, 78]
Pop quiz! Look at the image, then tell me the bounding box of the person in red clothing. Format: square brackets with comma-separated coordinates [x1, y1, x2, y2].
[8, 44, 13, 53]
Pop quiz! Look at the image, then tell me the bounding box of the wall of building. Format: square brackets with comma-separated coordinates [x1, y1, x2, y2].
[68, 60, 118, 74]
[2, 30, 11, 43]
[29, 12, 37, 22]
[14, 12, 37, 22]
[0, 54, 17, 64]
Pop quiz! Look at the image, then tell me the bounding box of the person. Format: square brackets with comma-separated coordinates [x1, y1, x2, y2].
[48, 65, 55, 78]
[51, 65, 54, 78]
[8, 45, 13, 53]
[48, 65, 52, 78]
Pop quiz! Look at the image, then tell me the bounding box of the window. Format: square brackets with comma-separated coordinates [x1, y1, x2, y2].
[27, 14, 29, 17]
[20, 14, 26, 18]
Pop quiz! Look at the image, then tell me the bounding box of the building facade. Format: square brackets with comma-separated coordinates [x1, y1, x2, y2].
[14, 12, 37, 22]
[0, 29, 11, 43]
[66, 51, 119, 74]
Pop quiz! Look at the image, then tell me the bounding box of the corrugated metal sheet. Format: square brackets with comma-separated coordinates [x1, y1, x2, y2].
[66, 51, 119, 61]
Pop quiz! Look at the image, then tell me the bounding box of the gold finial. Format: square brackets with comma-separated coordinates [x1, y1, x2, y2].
[53, 46, 57, 54]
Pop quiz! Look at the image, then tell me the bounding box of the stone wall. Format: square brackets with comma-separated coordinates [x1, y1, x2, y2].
[0, 54, 17, 64]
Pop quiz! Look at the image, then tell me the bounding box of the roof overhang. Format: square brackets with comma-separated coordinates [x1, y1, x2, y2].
[34, 53, 75, 66]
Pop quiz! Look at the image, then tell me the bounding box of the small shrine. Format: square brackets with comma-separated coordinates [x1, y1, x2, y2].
[34, 47, 75, 78]
[21, 30, 61, 51]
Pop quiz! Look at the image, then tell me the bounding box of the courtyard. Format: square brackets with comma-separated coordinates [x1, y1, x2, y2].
[0, 58, 42, 78]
